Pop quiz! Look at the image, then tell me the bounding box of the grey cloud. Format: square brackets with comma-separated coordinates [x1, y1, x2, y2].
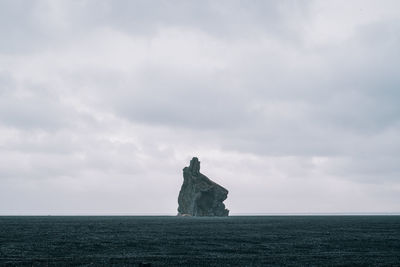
[0, 0, 311, 54]
[113, 72, 251, 130]
[0, 71, 15, 94]
[99, 0, 310, 40]
[0, 81, 82, 131]
[1, 0, 400, 214]
[0, 0, 37, 53]
[0, 95, 69, 130]
[323, 156, 400, 184]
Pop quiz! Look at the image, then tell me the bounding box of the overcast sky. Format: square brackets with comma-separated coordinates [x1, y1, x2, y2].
[1, 0, 399, 215]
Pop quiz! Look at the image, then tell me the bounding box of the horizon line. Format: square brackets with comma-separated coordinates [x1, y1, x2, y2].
[1, 212, 400, 216]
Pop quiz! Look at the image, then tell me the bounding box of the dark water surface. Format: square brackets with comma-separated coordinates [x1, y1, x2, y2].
[0, 216, 399, 266]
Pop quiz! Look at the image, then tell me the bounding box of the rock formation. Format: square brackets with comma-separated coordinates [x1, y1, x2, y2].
[177, 157, 229, 216]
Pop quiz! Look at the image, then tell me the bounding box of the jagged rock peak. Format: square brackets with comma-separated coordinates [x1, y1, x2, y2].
[188, 157, 200, 176]
[177, 157, 229, 217]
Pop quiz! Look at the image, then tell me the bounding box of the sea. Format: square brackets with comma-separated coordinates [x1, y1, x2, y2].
[0, 216, 399, 266]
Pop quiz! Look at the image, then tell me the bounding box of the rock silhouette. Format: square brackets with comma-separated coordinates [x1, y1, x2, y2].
[177, 157, 229, 216]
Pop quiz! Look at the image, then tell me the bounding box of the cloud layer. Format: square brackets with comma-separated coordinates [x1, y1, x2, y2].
[1, 0, 400, 214]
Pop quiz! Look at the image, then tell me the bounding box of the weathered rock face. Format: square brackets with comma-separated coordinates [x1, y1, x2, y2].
[177, 157, 229, 216]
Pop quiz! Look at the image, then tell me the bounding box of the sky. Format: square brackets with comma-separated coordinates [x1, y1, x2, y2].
[1, 0, 399, 215]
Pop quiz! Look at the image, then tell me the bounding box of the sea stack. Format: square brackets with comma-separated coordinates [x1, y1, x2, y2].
[177, 157, 229, 216]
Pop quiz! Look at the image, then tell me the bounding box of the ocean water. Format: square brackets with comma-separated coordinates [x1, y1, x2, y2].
[0, 216, 399, 266]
